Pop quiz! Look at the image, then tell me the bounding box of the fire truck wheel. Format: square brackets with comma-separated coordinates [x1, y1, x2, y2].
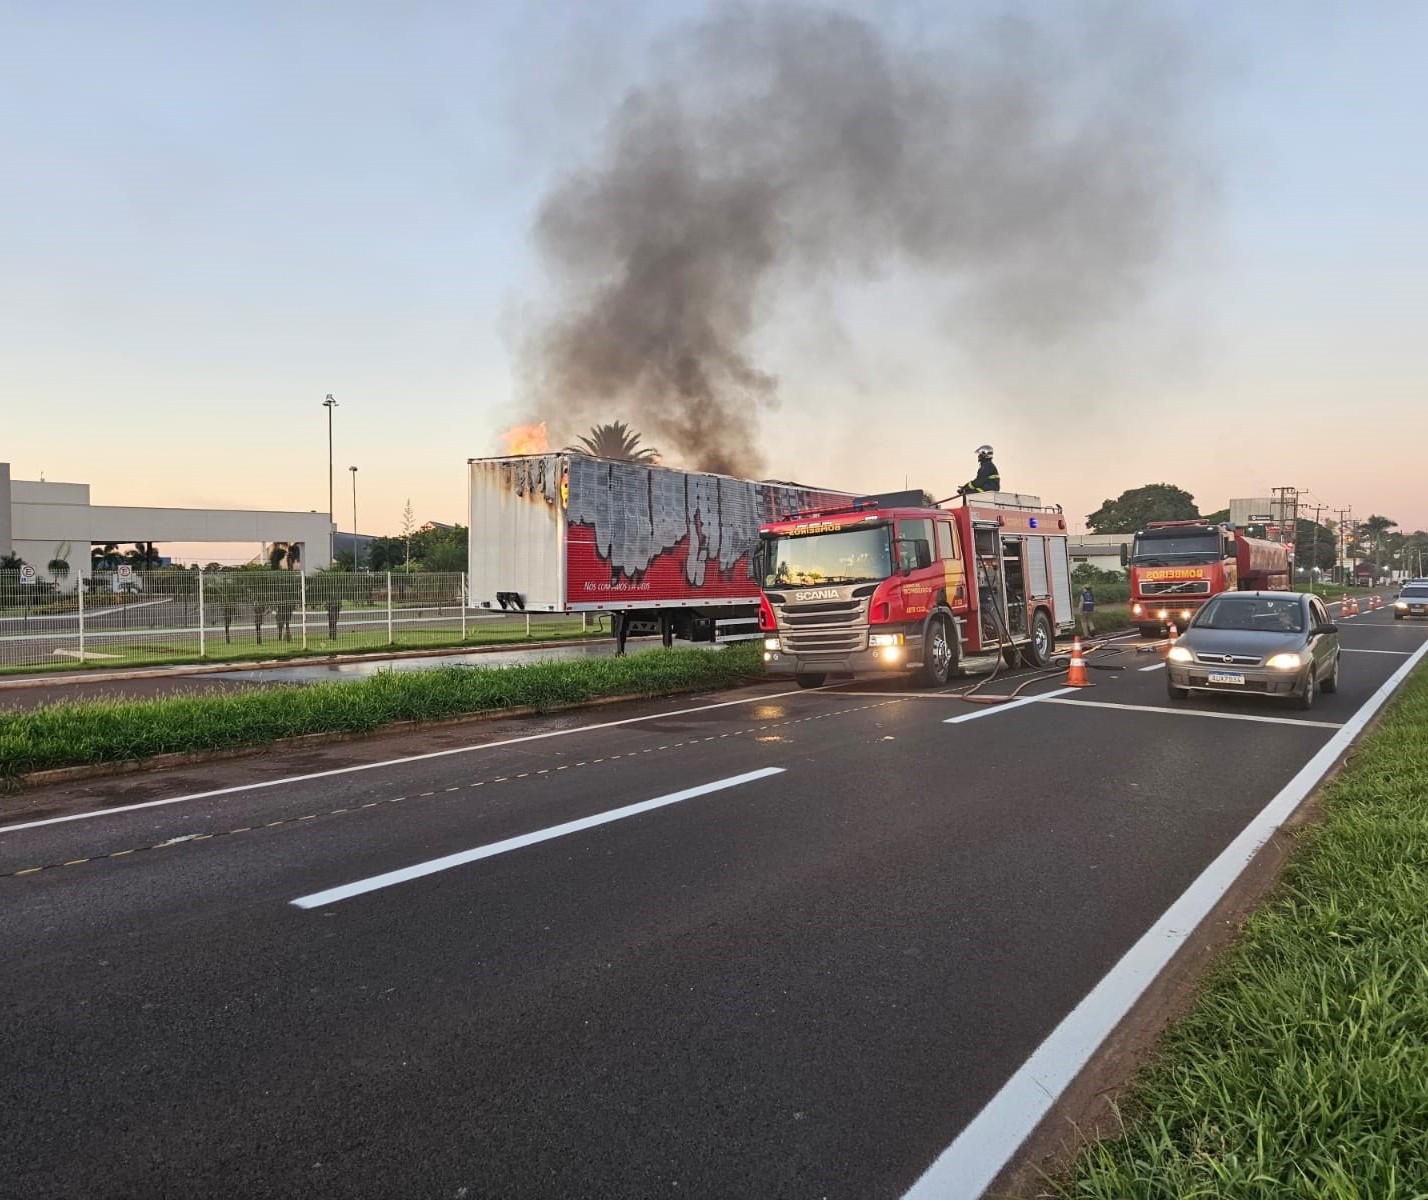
[1026, 611, 1054, 668]
[795, 673, 827, 689]
[918, 616, 956, 687]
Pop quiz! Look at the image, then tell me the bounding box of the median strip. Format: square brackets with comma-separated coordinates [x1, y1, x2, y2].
[290, 767, 786, 909]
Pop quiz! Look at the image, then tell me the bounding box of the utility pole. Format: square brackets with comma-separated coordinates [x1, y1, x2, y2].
[323, 394, 339, 564]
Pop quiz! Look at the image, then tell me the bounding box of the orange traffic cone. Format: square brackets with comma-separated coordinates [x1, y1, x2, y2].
[1066, 636, 1091, 687]
[1165, 621, 1179, 654]
[1349, 597, 1359, 616]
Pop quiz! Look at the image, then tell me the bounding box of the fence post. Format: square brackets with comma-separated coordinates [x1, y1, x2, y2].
[198, 569, 205, 658]
[78, 574, 86, 663]
[300, 572, 308, 651]
[525, 611, 531, 638]
[386, 573, 394, 645]
[461, 573, 468, 642]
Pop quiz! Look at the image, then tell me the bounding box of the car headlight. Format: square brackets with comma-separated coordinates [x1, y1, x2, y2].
[1167, 646, 1193, 663]
[869, 633, 904, 647]
[1396, 601, 1409, 610]
[763, 637, 781, 651]
[1265, 652, 1304, 670]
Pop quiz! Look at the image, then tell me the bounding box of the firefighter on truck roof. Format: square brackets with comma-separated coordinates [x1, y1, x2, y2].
[957, 444, 1001, 495]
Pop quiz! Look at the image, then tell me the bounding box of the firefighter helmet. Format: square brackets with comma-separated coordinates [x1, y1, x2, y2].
[976, 444, 994, 460]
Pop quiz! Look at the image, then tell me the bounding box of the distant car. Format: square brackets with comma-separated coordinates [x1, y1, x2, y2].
[1165, 590, 1340, 710]
[1394, 581, 1428, 619]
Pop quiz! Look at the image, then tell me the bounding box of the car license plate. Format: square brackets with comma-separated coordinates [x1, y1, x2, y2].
[1208, 671, 1245, 685]
[1413, 606, 1426, 614]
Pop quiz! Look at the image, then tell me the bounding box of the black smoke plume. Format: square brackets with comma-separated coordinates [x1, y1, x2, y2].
[523, 3, 1196, 476]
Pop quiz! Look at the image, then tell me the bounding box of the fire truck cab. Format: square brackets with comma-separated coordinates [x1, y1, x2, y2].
[757, 491, 1075, 688]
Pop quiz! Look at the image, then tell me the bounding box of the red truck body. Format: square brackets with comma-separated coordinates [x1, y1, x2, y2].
[758, 491, 1075, 687]
[1125, 520, 1291, 636]
[466, 453, 851, 644]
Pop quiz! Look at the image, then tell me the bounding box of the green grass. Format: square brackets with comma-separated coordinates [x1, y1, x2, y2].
[1053, 665, 1428, 1199]
[0, 643, 764, 783]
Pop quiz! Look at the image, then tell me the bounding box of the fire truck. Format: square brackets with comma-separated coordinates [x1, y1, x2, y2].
[757, 491, 1076, 688]
[1121, 519, 1291, 636]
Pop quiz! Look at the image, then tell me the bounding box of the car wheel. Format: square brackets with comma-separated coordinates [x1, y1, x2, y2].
[1166, 676, 1189, 700]
[918, 617, 957, 687]
[1321, 653, 1340, 694]
[1293, 667, 1316, 710]
[795, 673, 826, 689]
[1025, 610, 1054, 668]
[1395, 613, 1403, 620]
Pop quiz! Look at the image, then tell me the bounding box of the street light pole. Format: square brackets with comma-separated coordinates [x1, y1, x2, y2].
[349, 465, 359, 570]
[323, 394, 339, 564]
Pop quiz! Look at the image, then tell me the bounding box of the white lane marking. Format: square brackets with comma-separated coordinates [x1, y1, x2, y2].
[1040, 697, 1342, 730]
[1341, 648, 1412, 655]
[1138, 662, 1165, 673]
[901, 625, 1428, 1200]
[0, 689, 814, 836]
[943, 687, 1077, 724]
[290, 767, 785, 909]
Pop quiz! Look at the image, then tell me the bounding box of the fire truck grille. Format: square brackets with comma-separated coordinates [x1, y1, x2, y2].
[775, 598, 867, 655]
[1142, 580, 1210, 595]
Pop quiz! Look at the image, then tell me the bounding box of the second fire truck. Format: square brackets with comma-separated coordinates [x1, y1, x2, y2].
[757, 490, 1076, 688]
[1121, 519, 1291, 636]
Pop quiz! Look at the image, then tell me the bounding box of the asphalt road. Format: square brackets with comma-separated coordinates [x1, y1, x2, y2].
[3, 606, 1424, 1199]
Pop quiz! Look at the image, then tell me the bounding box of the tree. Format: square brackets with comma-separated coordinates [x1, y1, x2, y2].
[566, 421, 659, 463]
[92, 543, 121, 570]
[1359, 514, 1398, 570]
[47, 540, 72, 583]
[1293, 518, 1338, 574]
[0, 553, 23, 570]
[1085, 484, 1199, 534]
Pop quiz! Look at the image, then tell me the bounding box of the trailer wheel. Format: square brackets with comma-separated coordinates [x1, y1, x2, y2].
[1026, 611, 1054, 668]
[918, 616, 957, 687]
[795, 673, 827, 689]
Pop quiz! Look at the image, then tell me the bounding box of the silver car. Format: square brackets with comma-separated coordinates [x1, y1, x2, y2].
[1165, 591, 1340, 710]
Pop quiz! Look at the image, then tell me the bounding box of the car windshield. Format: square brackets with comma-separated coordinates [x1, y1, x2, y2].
[1401, 586, 1428, 599]
[762, 525, 893, 588]
[1194, 596, 1305, 632]
[1130, 532, 1222, 566]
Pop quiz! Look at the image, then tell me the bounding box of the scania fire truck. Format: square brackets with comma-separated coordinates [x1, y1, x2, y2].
[757, 491, 1076, 688]
[1121, 519, 1291, 637]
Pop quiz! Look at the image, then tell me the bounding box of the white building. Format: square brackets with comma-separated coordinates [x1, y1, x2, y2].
[1, 462, 334, 587]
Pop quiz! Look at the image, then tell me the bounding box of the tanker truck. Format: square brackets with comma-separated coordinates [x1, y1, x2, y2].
[1121, 519, 1291, 636]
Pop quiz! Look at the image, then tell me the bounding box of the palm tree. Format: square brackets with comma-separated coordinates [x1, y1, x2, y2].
[566, 421, 659, 463]
[1360, 514, 1398, 573]
[92, 543, 121, 570]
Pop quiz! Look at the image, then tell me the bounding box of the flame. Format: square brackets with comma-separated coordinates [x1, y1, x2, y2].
[502, 421, 549, 455]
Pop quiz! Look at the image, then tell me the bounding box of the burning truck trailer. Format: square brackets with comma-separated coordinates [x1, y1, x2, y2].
[466, 453, 853, 650]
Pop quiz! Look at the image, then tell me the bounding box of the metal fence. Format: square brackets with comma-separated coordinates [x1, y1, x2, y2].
[0, 570, 603, 671]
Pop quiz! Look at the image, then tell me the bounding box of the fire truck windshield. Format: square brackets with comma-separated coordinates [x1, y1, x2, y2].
[1130, 531, 1223, 566]
[763, 526, 893, 588]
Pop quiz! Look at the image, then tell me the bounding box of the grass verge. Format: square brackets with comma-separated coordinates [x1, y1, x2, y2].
[0, 643, 764, 784]
[1052, 664, 1428, 1198]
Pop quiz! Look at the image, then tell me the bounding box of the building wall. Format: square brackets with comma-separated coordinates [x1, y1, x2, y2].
[3, 462, 334, 586]
[0, 462, 11, 559]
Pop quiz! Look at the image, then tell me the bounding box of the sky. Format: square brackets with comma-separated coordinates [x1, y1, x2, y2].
[3, 0, 1426, 565]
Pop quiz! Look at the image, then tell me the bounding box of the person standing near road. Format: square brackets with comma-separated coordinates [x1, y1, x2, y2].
[1079, 585, 1096, 637]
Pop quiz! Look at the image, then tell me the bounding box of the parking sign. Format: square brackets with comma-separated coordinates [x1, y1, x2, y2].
[19, 564, 36, 585]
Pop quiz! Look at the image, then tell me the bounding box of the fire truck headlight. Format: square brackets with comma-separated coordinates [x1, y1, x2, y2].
[869, 633, 904, 647]
[881, 646, 903, 662]
[1179, 610, 1192, 620]
[1266, 652, 1304, 670]
[764, 637, 781, 651]
[1131, 603, 1143, 615]
[1167, 646, 1194, 664]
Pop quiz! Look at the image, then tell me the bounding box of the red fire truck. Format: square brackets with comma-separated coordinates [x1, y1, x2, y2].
[1122, 519, 1291, 636]
[757, 491, 1076, 688]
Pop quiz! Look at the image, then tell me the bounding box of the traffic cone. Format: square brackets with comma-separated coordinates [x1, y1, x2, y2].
[1349, 597, 1359, 616]
[1165, 621, 1179, 655]
[1066, 636, 1091, 687]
